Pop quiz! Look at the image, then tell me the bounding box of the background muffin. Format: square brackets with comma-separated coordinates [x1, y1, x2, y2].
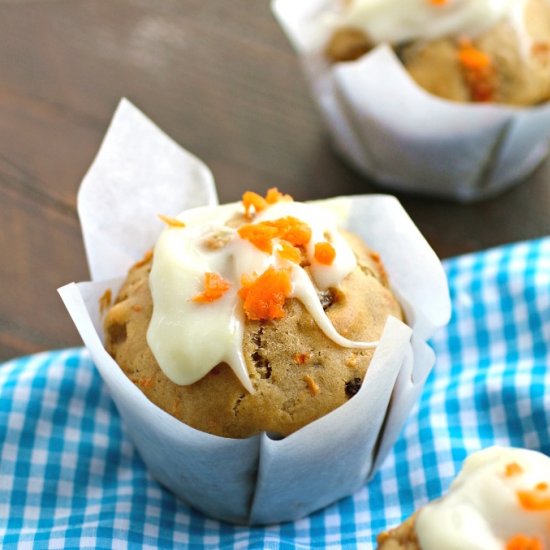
[274, 0, 550, 201]
[325, 0, 550, 105]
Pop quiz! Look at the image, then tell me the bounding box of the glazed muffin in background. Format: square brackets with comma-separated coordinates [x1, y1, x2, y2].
[103, 189, 402, 439]
[377, 447, 550, 550]
[325, 0, 550, 105]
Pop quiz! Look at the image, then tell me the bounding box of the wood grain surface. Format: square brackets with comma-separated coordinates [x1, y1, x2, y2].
[1, 0, 549, 361]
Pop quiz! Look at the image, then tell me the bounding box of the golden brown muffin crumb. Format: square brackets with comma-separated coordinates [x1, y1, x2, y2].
[326, 27, 373, 62]
[99, 289, 112, 315]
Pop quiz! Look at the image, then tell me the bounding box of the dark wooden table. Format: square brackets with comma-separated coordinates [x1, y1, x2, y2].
[1, 0, 549, 361]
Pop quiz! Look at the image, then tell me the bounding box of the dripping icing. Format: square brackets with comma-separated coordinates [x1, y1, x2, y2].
[146, 199, 379, 393]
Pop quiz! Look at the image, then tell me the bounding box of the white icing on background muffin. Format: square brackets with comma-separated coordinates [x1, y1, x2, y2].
[416, 446, 550, 550]
[325, 0, 528, 45]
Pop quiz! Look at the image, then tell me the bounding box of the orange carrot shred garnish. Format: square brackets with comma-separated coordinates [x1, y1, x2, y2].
[314, 242, 336, 265]
[265, 187, 293, 205]
[276, 240, 302, 264]
[267, 216, 312, 247]
[459, 43, 491, 71]
[506, 534, 543, 550]
[158, 214, 186, 228]
[458, 41, 495, 102]
[238, 267, 292, 321]
[242, 191, 268, 218]
[238, 217, 312, 253]
[133, 249, 153, 269]
[237, 223, 279, 253]
[536, 482, 548, 491]
[192, 272, 231, 303]
[429, 0, 448, 5]
[242, 188, 293, 218]
[505, 462, 524, 477]
[517, 488, 550, 511]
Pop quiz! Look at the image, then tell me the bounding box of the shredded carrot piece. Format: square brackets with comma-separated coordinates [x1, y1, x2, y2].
[192, 272, 231, 303]
[158, 214, 186, 228]
[238, 223, 279, 253]
[133, 249, 153, 269]
[506, 534, 543, 550]
[238, 267, 292, 321]
[517, 487, 550, 511]
[429, 0, 448, 4]
[505, 462, 524, 477]
[242, 191, 268, 218]
[536, 482, 548, 491]
[242, 188, 293, 218]
[276, 240, 302, 264]
[314, 242, 336, 265]
[458, 41, 495, 102]
[266, 216, 312, 247]
[304, 375, 320, 396]
[238, 217, 312, 253]
[459, 43, 491, 71]
[293, 352, 311, 365]
[265, 187, 293, 205]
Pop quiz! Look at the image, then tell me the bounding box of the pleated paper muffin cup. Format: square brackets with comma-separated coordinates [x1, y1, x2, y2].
[272, 0, 550, 203]
[59, 99, 451, 525]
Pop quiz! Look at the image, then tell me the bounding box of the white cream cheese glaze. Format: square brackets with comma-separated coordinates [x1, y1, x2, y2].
[327, 0, 528, 45]
[146, 199, 379, 393]
[415, 446, 550, 550]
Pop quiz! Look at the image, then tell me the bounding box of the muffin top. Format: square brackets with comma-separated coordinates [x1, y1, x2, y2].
[104, 190, 403, 438]
[146, 191, 380, 393]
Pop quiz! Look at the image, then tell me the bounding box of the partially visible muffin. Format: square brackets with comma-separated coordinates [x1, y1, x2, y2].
[103, 191, 403, 439]
[377, 514, 419, 550]
[325, 0, 550, 105]
[377, 447, 550, 550]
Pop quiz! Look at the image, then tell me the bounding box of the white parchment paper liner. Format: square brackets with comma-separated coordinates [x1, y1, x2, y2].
[59, 99, 451, 525]
[272, 0, 550, 203]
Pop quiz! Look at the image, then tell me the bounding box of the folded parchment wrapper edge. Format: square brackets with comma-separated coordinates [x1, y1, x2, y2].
[272, 0, 550, 203]
[59, 99, 451, 525]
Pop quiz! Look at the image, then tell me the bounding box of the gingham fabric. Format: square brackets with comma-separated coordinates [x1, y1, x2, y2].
[1, 237, 549, 549]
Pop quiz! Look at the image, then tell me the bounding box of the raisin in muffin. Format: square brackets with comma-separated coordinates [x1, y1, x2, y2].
[377, 447, 550, 550]
[325, 0, 550, 106]
[103, 190, 403, 439]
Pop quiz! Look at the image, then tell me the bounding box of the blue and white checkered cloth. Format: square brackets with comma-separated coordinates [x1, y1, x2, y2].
[1, 238, 549, 549]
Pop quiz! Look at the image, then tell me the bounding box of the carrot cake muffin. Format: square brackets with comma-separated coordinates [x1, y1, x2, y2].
[324, 0, 550, 105]
[103, 189, 403, 439]
[377, 446, 550, 549]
